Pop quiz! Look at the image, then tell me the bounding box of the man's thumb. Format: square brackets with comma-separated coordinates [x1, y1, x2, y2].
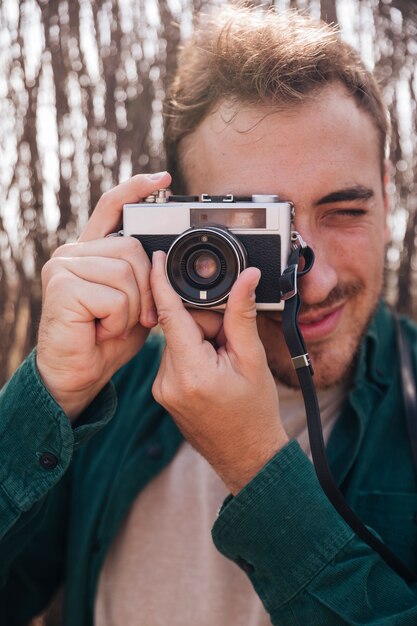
[223, 267, 262, 351]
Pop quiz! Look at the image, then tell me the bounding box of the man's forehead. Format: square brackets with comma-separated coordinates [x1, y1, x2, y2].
[181, 85, 382, 199]
[192, 84, 362, 137]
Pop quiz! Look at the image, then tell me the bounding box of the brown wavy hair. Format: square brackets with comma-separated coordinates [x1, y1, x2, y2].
[164, 5, 389, 193]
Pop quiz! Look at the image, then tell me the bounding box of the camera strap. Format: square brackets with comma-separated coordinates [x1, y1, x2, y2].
[279, 236, 417, 583]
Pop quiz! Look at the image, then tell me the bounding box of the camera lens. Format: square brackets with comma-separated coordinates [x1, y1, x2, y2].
[166, 227, 247, 307]
[191, 251, 221, 281]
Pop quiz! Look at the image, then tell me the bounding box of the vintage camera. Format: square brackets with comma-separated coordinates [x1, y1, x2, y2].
[123, 190, 294, 310]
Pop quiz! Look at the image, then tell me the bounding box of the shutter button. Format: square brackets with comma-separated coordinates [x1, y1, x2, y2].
[39, 452, 58, 470]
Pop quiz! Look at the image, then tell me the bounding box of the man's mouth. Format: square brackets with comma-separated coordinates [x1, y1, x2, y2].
[297, 304, 345, 341]
[261, 303, 346, 341]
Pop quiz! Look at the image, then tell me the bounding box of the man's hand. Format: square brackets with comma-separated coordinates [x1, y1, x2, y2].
[36, 172, 171, 421]
[151, 250, 288, 494]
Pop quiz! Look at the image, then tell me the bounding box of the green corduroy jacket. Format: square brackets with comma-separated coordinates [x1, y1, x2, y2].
[1, 302, 417, 625]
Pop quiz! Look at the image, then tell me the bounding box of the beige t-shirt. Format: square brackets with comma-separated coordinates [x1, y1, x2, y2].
[95, 382, 348, 626]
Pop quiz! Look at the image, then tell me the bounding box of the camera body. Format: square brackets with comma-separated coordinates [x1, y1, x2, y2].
[123, 191, 294, 310]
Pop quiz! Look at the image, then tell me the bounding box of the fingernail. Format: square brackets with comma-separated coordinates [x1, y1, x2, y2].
[152, 250, 162, 265]
[147, 171, 168, 181]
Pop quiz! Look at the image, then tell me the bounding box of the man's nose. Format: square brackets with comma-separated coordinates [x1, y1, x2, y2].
[296, 240, 338, 306]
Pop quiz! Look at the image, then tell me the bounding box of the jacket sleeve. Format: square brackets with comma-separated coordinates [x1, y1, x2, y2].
[212, 441, 417, 625]
[0, 350, 117, 625]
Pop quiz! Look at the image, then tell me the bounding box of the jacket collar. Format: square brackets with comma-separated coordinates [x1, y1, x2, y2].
[326, 301, 394, 485]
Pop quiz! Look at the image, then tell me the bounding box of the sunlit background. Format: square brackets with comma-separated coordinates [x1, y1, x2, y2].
[0, 0, 417, 389]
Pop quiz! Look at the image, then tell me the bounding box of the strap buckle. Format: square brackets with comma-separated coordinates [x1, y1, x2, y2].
[292, 353, 312, 370]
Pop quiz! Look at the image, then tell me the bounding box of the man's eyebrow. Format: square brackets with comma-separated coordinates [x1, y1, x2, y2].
[315, 186, 374, 206]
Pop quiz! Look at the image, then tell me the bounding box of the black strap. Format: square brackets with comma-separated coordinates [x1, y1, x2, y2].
[395, 315, 417, 474]
[279, 249, 417, 583]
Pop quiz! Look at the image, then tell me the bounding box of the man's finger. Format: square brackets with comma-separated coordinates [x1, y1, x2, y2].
[150, 250, 204, 357]
[44, 270, 131, 342]
[53, 237, 157, 328]
[79, 172, 171, 242]
[223, 267, 263, 354]
[42, 256, 142, 331]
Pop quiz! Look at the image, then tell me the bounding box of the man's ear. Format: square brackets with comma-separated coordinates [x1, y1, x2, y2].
[383, 159, 392, 244]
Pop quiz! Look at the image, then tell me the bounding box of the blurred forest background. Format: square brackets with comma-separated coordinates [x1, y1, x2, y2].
[1, 0, 417, 391]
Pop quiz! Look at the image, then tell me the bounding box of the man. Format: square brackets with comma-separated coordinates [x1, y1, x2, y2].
[2, 6, 417, 625]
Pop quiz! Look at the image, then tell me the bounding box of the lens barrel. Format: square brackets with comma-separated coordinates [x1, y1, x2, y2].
[166, 227, 247, 307]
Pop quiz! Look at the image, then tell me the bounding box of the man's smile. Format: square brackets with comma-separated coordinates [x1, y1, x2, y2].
[297, 303, 345, 341]
[261, 302, 346, 342]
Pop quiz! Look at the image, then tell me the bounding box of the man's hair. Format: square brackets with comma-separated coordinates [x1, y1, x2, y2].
[163, 5, 389, 193]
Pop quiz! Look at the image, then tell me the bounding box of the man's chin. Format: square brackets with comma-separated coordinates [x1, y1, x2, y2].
[271, 351, 357, 390]
[259, 286, 380, 391]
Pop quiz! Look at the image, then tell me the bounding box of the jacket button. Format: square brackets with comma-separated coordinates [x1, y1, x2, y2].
[147, 443, 164, 460]
[237, 557, 255, 574]
[39, 452, 58, 470]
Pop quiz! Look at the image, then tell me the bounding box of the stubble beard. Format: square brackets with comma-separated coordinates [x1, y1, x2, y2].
[262, 282, 382, 390]
[272, 334, 361, 390]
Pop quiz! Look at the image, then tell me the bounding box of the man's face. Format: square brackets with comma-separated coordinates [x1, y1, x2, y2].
[180, 85, 388, 388]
